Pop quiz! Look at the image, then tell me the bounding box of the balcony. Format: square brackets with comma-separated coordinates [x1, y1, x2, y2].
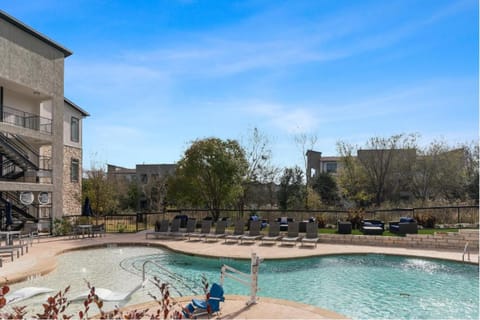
[2, 105, 52, 134]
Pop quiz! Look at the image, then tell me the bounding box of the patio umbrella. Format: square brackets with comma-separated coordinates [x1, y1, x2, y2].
[82, 197, 92, 216]
[5, 200, 13, 227]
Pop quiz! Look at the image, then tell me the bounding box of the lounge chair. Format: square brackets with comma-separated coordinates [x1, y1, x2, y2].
[145, 220, 170, 239]
[281, 222, 300, 246]
[181, 219, 197, 238]
[168, 218, 184, 238]
[261, 221, 282, 245]
[240, 220, 263, 244]
[188, 220, 212, 241]
[301, 222, 319, 248]
[182, 283, 224, 318]
[225, 219, 245, 244]
[205, 220, 227, 242]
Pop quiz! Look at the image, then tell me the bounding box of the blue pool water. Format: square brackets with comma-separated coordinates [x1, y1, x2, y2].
[8, 246, 479, 319]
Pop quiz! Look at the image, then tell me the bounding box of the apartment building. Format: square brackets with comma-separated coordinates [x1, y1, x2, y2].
[0, 10, 88, 231]
[107, 163, 176, 211]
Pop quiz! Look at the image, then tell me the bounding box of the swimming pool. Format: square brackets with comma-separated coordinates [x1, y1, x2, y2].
[7, 246, 479, 319]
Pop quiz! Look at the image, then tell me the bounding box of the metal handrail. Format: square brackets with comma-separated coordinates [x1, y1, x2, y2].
[462, 242, 470, 262]
[0, 133, 38, 170]
[142, 260, 202, 296]
[220, 252, 262, 305]
[2, 105, 52, 134]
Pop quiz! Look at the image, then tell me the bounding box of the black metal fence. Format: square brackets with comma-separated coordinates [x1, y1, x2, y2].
[60, 205, 478, 233]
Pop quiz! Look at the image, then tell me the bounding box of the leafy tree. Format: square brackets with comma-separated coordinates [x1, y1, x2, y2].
[461, 142, 479, 203]
[336, 141, 372, 207]
[311, 172, 339, 205]
[167, 138, 248, 221]
[82, 164, 116, 215]
[277, 166, 306, 210]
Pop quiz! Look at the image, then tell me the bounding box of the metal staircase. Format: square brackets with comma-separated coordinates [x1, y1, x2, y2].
[0, 192, 39, 231]
[0, 133, 39, 173]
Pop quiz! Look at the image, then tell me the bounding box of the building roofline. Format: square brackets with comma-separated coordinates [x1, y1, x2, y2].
[0, 10, 73, 57]
[64, 98, 90, 117]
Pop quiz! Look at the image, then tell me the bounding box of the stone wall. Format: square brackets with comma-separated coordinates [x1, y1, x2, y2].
[63, 145, 82, 215]
[320, 229, 479, 251]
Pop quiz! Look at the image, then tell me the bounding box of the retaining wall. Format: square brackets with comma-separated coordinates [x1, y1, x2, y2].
[320, 229, 479, 250]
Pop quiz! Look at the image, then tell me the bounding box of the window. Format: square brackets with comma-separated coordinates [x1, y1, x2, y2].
[71, 159, 79, 182]
[326, 162, 337, 173]
[71, 117, 79, 142]
[140, 174, 148, 184]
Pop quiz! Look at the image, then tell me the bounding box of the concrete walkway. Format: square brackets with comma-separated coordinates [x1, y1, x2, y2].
[1, 231, 478, 319]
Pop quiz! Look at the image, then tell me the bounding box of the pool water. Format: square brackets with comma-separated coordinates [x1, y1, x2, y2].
[7, 246, 479, 319]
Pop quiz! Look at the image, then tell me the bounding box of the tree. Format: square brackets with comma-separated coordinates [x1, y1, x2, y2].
[311, 172, 338, 205]
[277, 166, 306, 210]
[83, 164, 116, 215]
[463, 142, 479, 203]
[167, 138, 248, 221]
[355, 134, 417, 205]
[336, 141, 372, 207]
[241, 127, 280, 209]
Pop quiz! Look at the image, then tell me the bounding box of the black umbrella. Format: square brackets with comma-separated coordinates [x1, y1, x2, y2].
[5, 200, 13, 226]
[82, 197, 92, 216]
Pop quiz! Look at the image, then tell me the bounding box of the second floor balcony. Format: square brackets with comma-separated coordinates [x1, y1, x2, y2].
[1, 105, 52, 134]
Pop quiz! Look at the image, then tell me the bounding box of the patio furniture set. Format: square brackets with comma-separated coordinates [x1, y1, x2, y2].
[336, 217, 418, 235]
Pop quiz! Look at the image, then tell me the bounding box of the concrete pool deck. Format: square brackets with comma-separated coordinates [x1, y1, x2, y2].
[1, 231, 478, 319]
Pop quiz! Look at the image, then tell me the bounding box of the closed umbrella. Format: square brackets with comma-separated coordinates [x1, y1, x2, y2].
[5, 200, 13, 227]
[82, 197, 92, 216]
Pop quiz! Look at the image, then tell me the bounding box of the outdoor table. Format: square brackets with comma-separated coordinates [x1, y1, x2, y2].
[0, 231, 21, 246]
[76, 225, 93, 238]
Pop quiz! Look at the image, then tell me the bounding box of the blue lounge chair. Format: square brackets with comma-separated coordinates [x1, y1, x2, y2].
[183, 283, 224, 318]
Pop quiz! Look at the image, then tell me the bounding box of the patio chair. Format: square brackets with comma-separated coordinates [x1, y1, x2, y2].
[240, 220, 263, 244]
[145, 220, 170, 239]
[168, 218, 184, 238]
[301, 222, 319, 248]
[225, 219, 245, 244]
[181, 219, 197, 238]
[389, 217, 418, 235]
[182, 283, 224, 318]
[205, 220, 227, 242]
[188, 220, 212, 241]
[261, 221, 282, 245]
[281, 222, 300, 246]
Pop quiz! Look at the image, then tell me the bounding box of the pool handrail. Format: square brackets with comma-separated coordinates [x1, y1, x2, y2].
[142, 259, 202, 295]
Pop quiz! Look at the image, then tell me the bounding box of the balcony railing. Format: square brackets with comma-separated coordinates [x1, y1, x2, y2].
[2, 105, 52, 134]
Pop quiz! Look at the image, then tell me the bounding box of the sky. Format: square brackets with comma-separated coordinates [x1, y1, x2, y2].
[2, 0, 478, 170]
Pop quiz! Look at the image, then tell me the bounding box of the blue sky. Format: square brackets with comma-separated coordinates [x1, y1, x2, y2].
[3, 0, 478, 170]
